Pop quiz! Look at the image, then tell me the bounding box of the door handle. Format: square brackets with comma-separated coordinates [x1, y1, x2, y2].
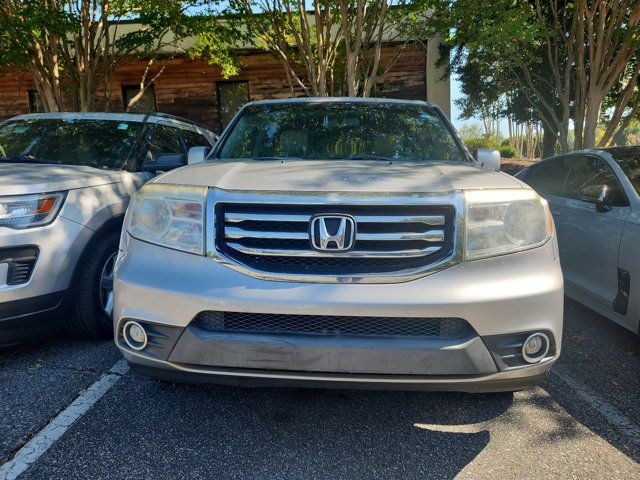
[551, 210, 561, 216]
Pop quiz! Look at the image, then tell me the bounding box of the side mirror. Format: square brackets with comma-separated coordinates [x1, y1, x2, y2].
[188, 146, 210, 165]
[143, 153, 187, 172]
[595, 185, 612, 213]
[473, 148, 501, 171]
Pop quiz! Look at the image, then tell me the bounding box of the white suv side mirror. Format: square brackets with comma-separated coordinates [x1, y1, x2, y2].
[188, 146, 209, 165]
[473, 148, 501, 171]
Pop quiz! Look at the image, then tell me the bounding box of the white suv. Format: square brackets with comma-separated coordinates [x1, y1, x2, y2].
[0, 112, 216, 346]
[114, 98, 563, 392]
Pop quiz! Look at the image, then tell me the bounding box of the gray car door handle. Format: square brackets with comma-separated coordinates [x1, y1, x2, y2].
[551, 209, 561, 216]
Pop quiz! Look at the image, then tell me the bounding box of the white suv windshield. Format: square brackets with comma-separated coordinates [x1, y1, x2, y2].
[0, 118, 144, 169]
[218, 102, 466, 163]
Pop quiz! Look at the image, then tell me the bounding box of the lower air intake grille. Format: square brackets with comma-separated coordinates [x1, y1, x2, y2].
[193, 311, 475, 339]
[0, 246, 38, 286]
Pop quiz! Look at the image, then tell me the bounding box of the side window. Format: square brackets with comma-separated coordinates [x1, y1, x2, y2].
[28, 91, 44, 113]
[122, 85, 157, 113]
[217, 81, 249, 131]
[183, 130, 212, 149]
[144, 124, 185, 164]
[524, 156, 574, 196]
[564, 156, 628, 206]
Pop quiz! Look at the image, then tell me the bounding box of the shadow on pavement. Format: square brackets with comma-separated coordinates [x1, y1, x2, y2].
[22, 373, 514, 480]
[542, 297, 640, 463]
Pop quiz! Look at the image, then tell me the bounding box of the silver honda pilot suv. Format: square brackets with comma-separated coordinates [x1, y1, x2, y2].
[114, 98, 563, 392]
[0, 112, 216, 345]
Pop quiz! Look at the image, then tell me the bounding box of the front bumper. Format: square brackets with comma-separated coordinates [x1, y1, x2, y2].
[0, 291, 68, 346]
[114, 236, 563, 392]
[0, 217, 92, 303]
[0, 218, 93, 344]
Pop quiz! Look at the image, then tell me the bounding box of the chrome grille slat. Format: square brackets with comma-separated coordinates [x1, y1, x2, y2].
[225, 212, 445, 226]
[225, 213, 310, 223]
[226, 242, 441, 258]
[225, 228, 445, 244]
[356, 215, 445, 226]
[225, 227, 308, 240]
[216, 201, 455, 279]
[356, 231, 444, 242]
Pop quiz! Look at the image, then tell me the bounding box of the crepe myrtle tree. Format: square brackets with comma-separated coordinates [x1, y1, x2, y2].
[231, 0, 434, 97]
[0, 0, 240, 112]
[432, 0, 640, 151]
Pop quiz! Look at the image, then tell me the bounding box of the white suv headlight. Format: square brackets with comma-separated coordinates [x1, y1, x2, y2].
[464, 189, 552, 261]
[127, 184, 207, 255]
[0, 192, 66, 229]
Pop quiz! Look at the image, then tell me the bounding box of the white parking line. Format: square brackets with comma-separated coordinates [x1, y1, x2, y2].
[0, 360, 129, 480]
[550, 369, 640, 446]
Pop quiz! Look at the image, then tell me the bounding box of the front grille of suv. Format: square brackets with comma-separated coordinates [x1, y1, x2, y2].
[215, 203, 455, 278]
[194, 311, 475, 339]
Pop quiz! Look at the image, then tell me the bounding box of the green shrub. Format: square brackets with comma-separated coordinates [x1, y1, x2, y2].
[499, 145, 517, 158]
[463, 135, 500, 152]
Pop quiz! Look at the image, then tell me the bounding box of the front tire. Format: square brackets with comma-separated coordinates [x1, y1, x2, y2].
[65, 231, 120, 338]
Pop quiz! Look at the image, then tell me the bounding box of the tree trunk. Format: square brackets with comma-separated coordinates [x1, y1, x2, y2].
[542, 123, 558, 158]
[582, 94, 602, 149]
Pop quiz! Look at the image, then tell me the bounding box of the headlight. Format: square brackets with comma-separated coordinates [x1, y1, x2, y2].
[464, 189, 552, 260]
[0, 192, 66, 229]
[127, 184, 206, 255]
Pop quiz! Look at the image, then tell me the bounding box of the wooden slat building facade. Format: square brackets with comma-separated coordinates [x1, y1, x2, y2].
[0, 42, 450, 134]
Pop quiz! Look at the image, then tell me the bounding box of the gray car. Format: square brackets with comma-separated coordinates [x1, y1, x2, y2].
[114, 98, 563, 392]
[517, 147, 640, 335]
[0, 112, 217, 346]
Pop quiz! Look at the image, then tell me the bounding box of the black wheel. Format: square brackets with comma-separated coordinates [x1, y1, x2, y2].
[65, 231, 120, 338]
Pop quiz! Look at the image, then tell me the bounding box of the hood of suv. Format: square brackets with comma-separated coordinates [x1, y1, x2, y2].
[0, 163, 123, 195]
[155, 159, 524, 192]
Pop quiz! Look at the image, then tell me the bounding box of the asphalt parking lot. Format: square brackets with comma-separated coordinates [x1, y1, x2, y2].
[1, 298, 639, 479]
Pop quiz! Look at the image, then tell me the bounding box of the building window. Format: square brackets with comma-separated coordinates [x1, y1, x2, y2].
[28, 90, 44, 113]
[122, 85, 157, 113]
[217, 81, 249, 130]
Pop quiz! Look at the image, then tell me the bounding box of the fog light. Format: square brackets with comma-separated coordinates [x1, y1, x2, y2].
[123, 321, 148, 351]
[522, 333, 550, 363]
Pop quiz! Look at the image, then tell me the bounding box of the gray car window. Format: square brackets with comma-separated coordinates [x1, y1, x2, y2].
[183, 130, 212, 149]
[606, 146, 640, 196]
[145, 125, 184, 160]
[523, 156, 574, 196]
[564, 156, 628, 206]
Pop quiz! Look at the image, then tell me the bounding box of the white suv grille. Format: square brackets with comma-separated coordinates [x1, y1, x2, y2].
[215, 202, 455, 279]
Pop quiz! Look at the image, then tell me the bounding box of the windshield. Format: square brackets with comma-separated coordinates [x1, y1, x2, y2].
[608, 147, 640, 196]
[217, 102, 466, 163]
[0, 118, 145, 169]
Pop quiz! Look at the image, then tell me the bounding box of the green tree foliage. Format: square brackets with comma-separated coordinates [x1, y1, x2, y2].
[229, 0, 435, 97]
[0, 1, 241, 111]
[430, 0, 640, 151]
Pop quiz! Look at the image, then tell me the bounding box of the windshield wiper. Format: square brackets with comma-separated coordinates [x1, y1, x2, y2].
[347, 154, 396, 161]
[346, 154, 424, 163]
[0, 155, 61, 165]
[250, 156, 303, 161]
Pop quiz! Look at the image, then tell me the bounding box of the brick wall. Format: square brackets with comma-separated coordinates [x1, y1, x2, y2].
[0, 45, 437, 134]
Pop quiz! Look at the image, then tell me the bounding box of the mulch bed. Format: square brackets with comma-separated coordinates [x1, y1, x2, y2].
[500, 159, 539, 176]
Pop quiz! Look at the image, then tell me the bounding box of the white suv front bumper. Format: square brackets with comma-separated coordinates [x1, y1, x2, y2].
[114, 234, 563, 392]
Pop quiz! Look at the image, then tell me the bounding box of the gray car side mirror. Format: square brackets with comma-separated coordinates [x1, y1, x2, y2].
[595, 185, 612, 213]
